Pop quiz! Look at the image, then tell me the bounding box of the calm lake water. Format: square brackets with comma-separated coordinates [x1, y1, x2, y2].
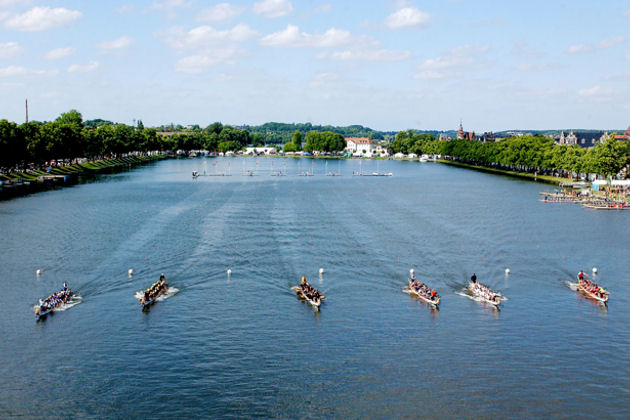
[1, 157, 629, 418]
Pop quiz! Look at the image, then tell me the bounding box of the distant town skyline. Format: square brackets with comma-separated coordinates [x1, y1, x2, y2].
[1, 1, 629, 131]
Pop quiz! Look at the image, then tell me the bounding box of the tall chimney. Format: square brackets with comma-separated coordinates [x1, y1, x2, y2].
[25, 99, 29, 123]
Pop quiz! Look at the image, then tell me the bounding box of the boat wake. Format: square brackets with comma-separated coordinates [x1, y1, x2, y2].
[456, 289, 507, 303]
[134, 287, 179, 302]
[456, 290, 479, 302]
[566, 281, 579, 291]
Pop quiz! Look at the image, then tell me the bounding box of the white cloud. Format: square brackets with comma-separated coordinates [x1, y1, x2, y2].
[413, 70, 445, 80]
[215, 73, 234, 81]
[385, 7, 429, 29]
[197, 3, 245, 23]
[97, 36, 133, 52]
[67, 61, 100, 73]
[413, 45, 488, 80]
[514, 63, 557, 72]
[330, 48, 410, 61]
[40, 91, 59, 99]
[567, 44, 588, 54]
[0, 41, 22, 59]
[260, 24, 351, 48]
[253, 0, 293, 18]
[164, 24, 258, 50]
[45, 46, 76, 59]
[568, 36, 625, 53]
[174, 48, 240, 73]
[314, 3, 332, 14]
[418, 45, 489, 70]
[149, 0, 191, 19]
[578, 85, 612, 98]
[0, 0, 28, 7]
[3, 6, 82, 31]
[150, 0, 191, 11]
[598, 36, 625, 48]
[474, 18, 506, 28]
[116, 4, 134, 14]
[512, 40, 546, 58]
[309, 71, 338, 87]
[0, 65, 56, 77]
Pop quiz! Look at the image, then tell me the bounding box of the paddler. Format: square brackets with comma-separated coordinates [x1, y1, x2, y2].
[578, 270, 584, 281]
[471, 273, 477, 284]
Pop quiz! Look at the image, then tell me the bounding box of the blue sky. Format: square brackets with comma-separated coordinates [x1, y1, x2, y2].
[1, 0, 629, 131]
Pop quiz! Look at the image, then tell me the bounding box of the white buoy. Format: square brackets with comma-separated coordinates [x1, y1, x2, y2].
[227, 269, 232, 275]
[505, 268, 510, 275]
[128, 269, 134, 276]
[319, 268, 324, 275]
[36, 269, 41, 275]
[592, 267, 598, 274]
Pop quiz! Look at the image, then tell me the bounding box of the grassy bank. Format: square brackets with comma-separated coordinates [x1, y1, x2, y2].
[1, 155, 165, 198]
[437, 159, 567, 185]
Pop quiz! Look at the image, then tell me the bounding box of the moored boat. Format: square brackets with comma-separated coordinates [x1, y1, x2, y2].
[35, 282, 73, 320]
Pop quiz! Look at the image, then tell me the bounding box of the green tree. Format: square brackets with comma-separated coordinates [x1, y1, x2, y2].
[283, 142, 298, 153]
[206, 122, 223, 135]
[55, 109, 83, 126]
[0, 119, 26, 167]
[292, 130, 302, 150]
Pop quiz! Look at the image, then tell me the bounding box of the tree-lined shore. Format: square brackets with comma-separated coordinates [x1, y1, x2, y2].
[392, 131, 629, 179]
[1, 110, 629, 187]
[0, 111, 252, 172]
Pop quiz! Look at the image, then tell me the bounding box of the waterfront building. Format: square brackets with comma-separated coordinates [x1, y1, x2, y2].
[558, 131, 608, 148]
[374, 144, 390, 157]
[456, 121, 475, 140]
[558, 131, 577, 145]
[345, 137, 376, 157]
[611, 126, 630, 142]
[245, 147, 277, 155]
[479, 132, 496, 142]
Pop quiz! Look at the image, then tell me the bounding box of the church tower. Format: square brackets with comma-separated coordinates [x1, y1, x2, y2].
[457, 120, 464, 140]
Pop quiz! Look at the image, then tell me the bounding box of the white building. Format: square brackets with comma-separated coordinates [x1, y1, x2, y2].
[558, 131, 577, 145]
[374, 144, 390, 157]
[345, 137, 376, 157]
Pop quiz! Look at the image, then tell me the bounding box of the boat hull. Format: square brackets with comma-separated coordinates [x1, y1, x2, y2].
[406, 281, 440, 306]
[577, 285, 608, 303]
[467, 284, 501, 306]
[34, 290, 74, 319]
[295, 287, 322, 308]
[140, 286, 167, 308]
